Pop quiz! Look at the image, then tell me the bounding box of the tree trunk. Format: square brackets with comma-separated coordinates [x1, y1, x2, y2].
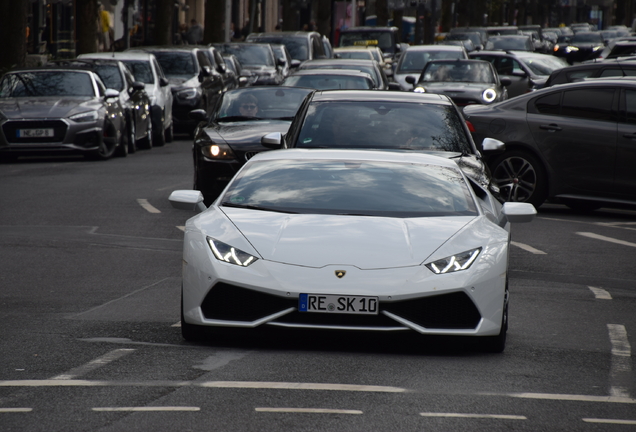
[376, 0, 389, 26]
[76, 0, 99, 56]
[154, 0, 173, 45]
[0, 0, 28, 71]
[282, 0, 297, 31]
[316, 0, 331, 38]
[204, 0, 225, 43]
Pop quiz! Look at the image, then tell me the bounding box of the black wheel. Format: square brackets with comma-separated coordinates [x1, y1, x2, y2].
[138, 119, 153, 150]
[87, 122, 117, 160]
[181, 289, 205, 342]
[478, 287, 509, 353]
[490, 150, 548, 208]
[127, 117, 137, 154]
[152, 108, 166, 147]
[115, 122, 128, 158]
[165, 121, 174, 143]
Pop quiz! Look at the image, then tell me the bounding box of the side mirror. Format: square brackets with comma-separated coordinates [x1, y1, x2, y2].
[499, 202, 536, 226]
[159, 77, 169, 87]
[277, 57, 286, 67]
[199, 66, 211, 82]
[261, 132, 283, 149]
[216, 63, 227, 74]
[405, 75, 417, 85]
[290, 59, 302, 69]
[511, 70, 528, 78]
[104, 88, 119, 99]
[188, 109, 207, 121]
[131, 81, 145, 92]
[500, 77, 512, 87]
[169, 190, 207, 213]
[481, 137, 505, 152]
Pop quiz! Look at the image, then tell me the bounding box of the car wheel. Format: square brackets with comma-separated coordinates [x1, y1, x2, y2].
[87, 121, 117, 160]
[138, 119, 153, 150]
[181, 289, 205, 342]
[115, 124, 128, 157]
[490, 150, 547, 208]
[478, 285, 508, 353]
[165, 121, 174, 143]
[152, 108, 166, 147]
[127, 117, 137, 154]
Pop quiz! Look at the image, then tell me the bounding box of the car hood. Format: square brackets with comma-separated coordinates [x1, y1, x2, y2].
[207, 120, 291, 146]
[168, 75, 198, 87]
[0, 97, 97, 119]
[221, 209, 474, 269]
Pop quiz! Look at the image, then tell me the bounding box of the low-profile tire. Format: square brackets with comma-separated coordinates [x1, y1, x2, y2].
[152, 108, 166, 147]
[127, 117, 137, 154]
[478, 288, 508, 353]
[115, 122, 128, 158]
[165, 122, 174, 143]
[489, 149, 548, 208]
[86, 122, 118, 160]
[181, 290, 205, 342]
[138, 119, 153, 150]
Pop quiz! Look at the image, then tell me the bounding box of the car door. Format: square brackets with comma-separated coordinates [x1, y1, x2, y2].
[526, 86, 618, 194]
[615, 87, 636, 198]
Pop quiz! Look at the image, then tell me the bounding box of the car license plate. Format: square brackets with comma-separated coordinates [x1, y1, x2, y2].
[17, 128, 54, 138]
[298, 294, 379, 315]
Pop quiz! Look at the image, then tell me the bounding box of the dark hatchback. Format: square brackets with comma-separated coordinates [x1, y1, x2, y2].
[261, 90, 504, 194]
[463, 78, 636, 210]
[189, 86, 313, 204]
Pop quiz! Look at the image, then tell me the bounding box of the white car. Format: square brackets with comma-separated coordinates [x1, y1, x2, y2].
[170, 149, 536, 352]
[78, 52, 174, 144]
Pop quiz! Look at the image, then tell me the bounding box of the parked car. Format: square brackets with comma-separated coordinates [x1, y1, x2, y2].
[0, 68, 125, 161]
[49, 58, 152, 151]
[245, 31, 329, 67]
[298, 58, 398, 90]
[407, 59, 510, 106]
[78, 51, 174, 145]
[262, 90, 504, 193]
[544, 59, 636, 87]
[463, 77, 636, 210]
[469, 50, 567, 97]
[212, 42, 285, 86]
[394, 45, 468, 91]
[188, 86, 313, 204]
[170, 149, 536, 352]
[281, 69, 375, 90]
[127, 46, 225, 135]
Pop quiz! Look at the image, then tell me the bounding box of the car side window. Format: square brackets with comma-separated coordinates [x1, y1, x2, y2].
[622, 89, 636, 124]
[312, 36, 324, 59]
[599, 68, 623, 78]
[561, 88, 615, 121]
[531, 92, 561, 115]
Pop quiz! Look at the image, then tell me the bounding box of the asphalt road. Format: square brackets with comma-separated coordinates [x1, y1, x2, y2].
[0, 138, 634, 431]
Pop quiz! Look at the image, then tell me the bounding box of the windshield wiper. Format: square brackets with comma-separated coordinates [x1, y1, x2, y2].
[221, 202, 298, 214]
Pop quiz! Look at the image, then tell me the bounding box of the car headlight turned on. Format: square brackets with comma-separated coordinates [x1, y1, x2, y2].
[565, 46, 579, 53]
[201, 141, 236, 159]
[425, 248, 481, 274]
[413, 87, 426, 93]
[207, 237, 258, 267]
[69, 111, 99, 122]
[482, 88, 497, 103]
[176, 88, 200, 100]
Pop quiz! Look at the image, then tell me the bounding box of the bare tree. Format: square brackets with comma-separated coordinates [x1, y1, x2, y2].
[0, 0, 28, 72]
[76, 0, 99, 55]
[154, 0, 174, 45]
[204, 0, 225, 43]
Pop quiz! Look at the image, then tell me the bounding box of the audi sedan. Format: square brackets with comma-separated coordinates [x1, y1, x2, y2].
[0, 68, 125, 161]
[170, 149, 536, 352]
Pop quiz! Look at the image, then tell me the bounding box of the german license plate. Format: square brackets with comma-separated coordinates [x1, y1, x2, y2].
[17, 128, 54, 138]
[298, 294, 379, 315]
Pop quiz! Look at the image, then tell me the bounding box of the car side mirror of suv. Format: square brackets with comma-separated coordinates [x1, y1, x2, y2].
[104, 88, 119, 99]
[131, 81, 145, 93]
[481, 137, 505, 152]
[159, 77, 169, 87]
[261, 132, 283, 149]
[405, 75, 417, 85]
[500, 77, 512, 86]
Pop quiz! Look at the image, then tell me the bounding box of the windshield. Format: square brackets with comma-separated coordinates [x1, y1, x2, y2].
[0, 71, 95, 97]
[93, 64, 123, 91]
[397, 49, 465, 73]
[249, 37, 308, 61]
[295, 101, 473, 153]
[215, 87, 312, 121]
[300, 62, 380, 87]
[419, 61, 495, 83]
[487, 37, 530, 50]
[216, 44, 275, 67]
[152, 51, 196, 78]
[222, 159, 477, 218]
[519, 55, 567, 75]
[283, 74, 372, 90]
[339, 31, 395, 52]
[572, 33, 604, 43]
[123, 60, 154, 84]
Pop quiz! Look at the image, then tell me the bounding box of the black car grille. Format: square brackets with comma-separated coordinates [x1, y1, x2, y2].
[200, 283, 481, 330]
[2, 120, 68, 144]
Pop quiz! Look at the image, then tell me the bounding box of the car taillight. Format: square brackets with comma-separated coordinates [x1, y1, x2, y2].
[466, 120, 475, 132]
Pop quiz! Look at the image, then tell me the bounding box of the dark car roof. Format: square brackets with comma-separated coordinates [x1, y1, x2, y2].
[309, 89, 453, 105]
[290, 69, 373, 77]
[247, 31, 321, 39]
[339, 26, 398, 33]
[128, 46, 198, 53]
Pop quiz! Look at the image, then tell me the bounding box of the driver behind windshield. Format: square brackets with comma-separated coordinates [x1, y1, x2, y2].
[236, 94, 259, 117]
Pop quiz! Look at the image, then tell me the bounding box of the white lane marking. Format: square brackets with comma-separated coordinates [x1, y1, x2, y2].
[420, 413, 526, 420]
[540, 217, 636, 231]
[50, 349, 135, 380]
[93, 407, 200, 412]
[479, 392, 636, 404]
[137, 199, 161, 214]
[583, 418, 636, 425]
[577, 232, 636, 248]
[511, 241, 547, 254]
[256, 408, 363, 414]
[608, 324, 632, 398]
[171, 321, 181, 327]
[176, 226, 185, 232]
[0, 380, 406, 393]
[588, 286, 612, 300]
[0, 408, 32, 413]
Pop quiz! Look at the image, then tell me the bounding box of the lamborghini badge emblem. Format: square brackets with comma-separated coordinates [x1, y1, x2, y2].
[335, 270, 346, 278]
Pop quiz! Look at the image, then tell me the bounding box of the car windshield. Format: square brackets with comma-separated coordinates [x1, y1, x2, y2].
[122, 60, 154, 84]
[572, 33, 604, 43]
[300, 62, 380, 86]
[336, 50, 374, 60]
[94, 64, 124, 91]
[152, 51, 196, 78]
[295, 101, 473, 153]
[217, 44, 275, 67]
[221, 159, 478, 218]
[339, 31, 394, 52]
[519, 55, 567, 75]
[487, 36, 530, 50]
[419, 61, 495, 83]
[215, 87, 312, 121]
[0, 71, 95, 97]
[250, 37, 308, 61]
[282, 74, 372, 90]
[397, 49, 465, 73]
